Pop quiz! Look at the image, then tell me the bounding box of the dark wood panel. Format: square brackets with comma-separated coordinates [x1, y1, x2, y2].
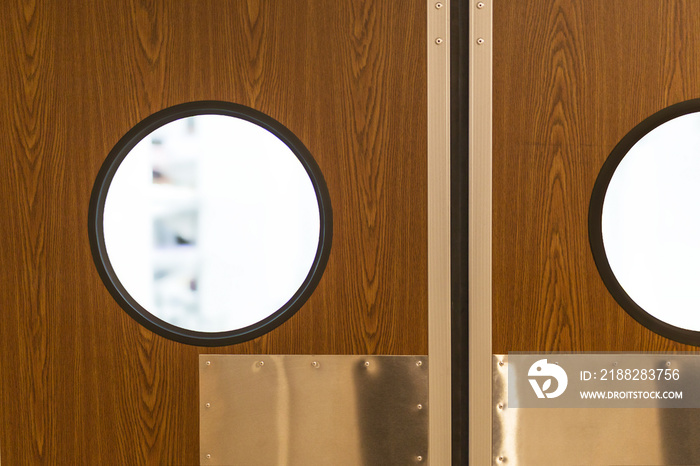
[0, 0, 426, 463]
[493, 0, 700, 353]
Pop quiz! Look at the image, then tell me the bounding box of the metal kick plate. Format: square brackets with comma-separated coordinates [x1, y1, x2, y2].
[200, 355, 428, 465]
[494, 355, 700, 465]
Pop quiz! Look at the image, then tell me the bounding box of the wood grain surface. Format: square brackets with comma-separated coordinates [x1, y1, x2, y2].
[493, 0, 700, 353]
[0, 1, 427, 463]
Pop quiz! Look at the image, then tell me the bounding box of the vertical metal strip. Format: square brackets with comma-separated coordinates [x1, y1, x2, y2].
[469, 0, 493, 464]
[427, 1, 451, 465]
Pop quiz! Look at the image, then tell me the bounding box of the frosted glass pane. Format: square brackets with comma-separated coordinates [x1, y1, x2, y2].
[102, 115, 321, 333]
[602, 112, 700, 331]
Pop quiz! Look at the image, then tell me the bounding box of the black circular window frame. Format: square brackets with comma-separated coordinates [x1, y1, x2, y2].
[88, 101, 333, 347]
[589, 98, 700, 347]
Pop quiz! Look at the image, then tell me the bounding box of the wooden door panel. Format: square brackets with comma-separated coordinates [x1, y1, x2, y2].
[0, 1, 427, 463]
[493, 0, 700, 353]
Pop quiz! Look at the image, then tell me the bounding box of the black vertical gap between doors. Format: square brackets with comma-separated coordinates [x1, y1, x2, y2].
[450, 1, 469, 464]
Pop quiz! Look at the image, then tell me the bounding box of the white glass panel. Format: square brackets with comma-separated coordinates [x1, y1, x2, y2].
[602, 112, 700, 331]
[103, 115, 321, 332]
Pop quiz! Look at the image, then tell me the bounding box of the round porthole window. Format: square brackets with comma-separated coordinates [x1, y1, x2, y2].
[590, 99, 700, 345]
[89, 101, 332, 346]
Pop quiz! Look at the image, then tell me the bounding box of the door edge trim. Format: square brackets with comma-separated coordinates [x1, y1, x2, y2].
[428, 1, 452, 464]
[469, 0, 493, 464]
